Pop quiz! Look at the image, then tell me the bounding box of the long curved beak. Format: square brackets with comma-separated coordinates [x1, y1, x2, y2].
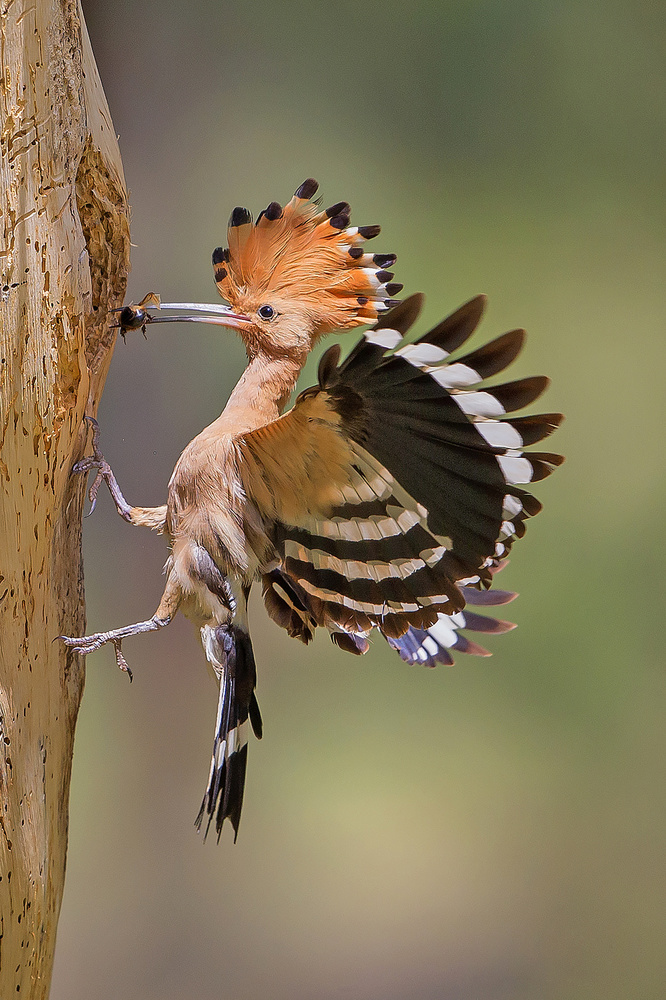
[113, 300, 253, 335]
[152, 302, 253, 331]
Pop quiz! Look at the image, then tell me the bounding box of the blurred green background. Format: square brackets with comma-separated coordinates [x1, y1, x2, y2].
[51, 2, 665, 998]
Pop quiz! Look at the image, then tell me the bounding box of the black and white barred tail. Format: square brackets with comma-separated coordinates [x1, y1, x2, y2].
[196, 624, 263, 841]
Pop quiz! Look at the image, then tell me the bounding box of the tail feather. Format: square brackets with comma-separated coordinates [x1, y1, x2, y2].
[196, 624, 262, 842]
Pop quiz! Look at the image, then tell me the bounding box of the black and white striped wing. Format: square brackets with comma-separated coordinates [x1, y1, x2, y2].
[324, 294, 563, 579]
[385, 571, 518, 666]
[242, 293, 562, 652]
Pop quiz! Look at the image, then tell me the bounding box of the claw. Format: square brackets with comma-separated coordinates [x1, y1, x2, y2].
[86, 468, 105, 514]
[86, 415, 103, 459]
[112, 640, 133, 682]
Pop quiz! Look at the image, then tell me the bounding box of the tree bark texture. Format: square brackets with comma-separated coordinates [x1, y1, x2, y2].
[0, 2, 129, 995]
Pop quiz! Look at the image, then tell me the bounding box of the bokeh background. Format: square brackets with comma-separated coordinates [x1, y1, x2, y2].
[51, 2, 665, 998]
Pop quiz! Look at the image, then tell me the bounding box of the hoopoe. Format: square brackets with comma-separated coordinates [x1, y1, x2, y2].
[61, 179, 563, 840]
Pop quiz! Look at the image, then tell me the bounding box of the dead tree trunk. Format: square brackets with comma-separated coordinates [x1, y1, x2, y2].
[0, 2, 130, 995]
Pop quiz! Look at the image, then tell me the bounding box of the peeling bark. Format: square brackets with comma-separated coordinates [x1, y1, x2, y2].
[0, 2, 130, 995]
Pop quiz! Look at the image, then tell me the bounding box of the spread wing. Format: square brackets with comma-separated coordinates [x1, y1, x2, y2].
[238, 294, 562, 656]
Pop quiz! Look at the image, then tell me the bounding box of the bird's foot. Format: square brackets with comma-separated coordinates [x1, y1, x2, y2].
[73, 416, 133, 521]
[58, 615, 171, 682]
[59, 629, 133, 680]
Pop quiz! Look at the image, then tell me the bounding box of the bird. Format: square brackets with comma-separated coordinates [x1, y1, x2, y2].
[61, 178, 563, 841]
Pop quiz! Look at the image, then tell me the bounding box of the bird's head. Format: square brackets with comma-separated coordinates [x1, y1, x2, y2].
[210, 179, 402, 360]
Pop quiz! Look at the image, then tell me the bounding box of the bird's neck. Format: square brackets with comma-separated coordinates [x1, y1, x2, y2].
[220, 351, 306, 432]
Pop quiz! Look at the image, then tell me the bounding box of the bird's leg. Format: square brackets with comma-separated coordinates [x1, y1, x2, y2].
[74, 416, 134, 522]
[59, 616, 171, 681]
[59, 577, 182, 680]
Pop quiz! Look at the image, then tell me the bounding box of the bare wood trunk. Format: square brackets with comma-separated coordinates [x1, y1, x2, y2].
[0, 2, 130, 995]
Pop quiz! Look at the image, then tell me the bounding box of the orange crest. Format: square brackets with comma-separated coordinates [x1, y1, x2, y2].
[211, 179, 402, 336]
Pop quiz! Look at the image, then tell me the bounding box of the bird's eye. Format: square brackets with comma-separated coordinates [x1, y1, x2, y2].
[257, 304, 276, 321]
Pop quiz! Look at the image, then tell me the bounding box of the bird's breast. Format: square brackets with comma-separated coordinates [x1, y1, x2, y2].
[165, 430, 271, 586]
